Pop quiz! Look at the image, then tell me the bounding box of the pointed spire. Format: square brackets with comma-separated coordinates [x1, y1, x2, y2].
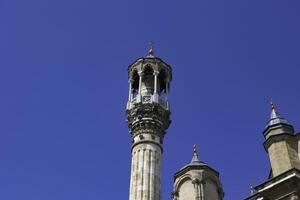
[250, 183, 256, 195]
[191, 144, 200, 162]
[266, 100, 290, 127]
[148, 42, 155, 57]
[178, 144, 206, 170]
[270, 99, 279, 119]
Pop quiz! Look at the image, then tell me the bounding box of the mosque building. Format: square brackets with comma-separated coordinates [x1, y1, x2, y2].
[125, 47, 300, 200]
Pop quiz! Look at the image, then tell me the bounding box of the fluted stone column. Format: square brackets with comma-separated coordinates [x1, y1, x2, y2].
[128, 139, 163, 200]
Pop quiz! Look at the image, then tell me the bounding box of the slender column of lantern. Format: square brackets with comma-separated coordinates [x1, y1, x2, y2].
[138, 72, 143, 94]
[138, 71, 143, 102]
[128, 79, 133, 101]
[153, 71, 159, 94]
[165, 81, 169, 109]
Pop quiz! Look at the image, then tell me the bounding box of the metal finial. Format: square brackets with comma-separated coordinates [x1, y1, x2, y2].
[270, 99, 279, 119]
[148, 42, 154, 57]
[193, 144, 198, 157]
[191, 144, 204, 164]
[191, 144, 200, 162]
[250, 183, 256, 195]
[270, 98, 275, 110]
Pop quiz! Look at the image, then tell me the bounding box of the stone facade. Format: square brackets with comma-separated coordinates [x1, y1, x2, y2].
[125, 51, 300, 200]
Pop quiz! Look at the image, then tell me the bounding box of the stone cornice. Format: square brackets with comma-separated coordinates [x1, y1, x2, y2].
[128, 57, 172, 71]
[174, 164, 220, 179]
[263, 122, 294, 138]
[131, 140, 163, 153]
[256, 168, 300, 191]
[244, 168, 300, 200]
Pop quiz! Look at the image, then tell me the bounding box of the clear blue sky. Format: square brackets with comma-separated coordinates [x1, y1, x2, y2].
[1, 0, 300, 199]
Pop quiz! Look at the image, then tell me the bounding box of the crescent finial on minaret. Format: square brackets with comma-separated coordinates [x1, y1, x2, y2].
[192, 144, 200, 162]
[250, 183, 256, 195]
[270, 98, 275, 110]
[270, 99, 279, 119]
[148, 42, 155, 57]
[193, 144, 197, 156]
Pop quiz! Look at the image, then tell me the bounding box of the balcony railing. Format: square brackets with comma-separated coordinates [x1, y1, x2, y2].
[127, 95, 168, 110]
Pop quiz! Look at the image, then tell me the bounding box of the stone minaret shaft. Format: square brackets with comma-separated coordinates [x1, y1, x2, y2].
[126, 49, 172, 200]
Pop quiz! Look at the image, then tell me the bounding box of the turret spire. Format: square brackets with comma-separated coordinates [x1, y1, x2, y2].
[266, 100, 290, 127]
[148, 42, 155, 57]
[192, 144, 199, 162]
[250, 183, 256, 195]
[270, 100, 279, 119]
[172, 145, 224, 200]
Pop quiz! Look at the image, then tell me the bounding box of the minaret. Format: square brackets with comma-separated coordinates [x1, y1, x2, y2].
[126, 46, 172, 200]
[172, 145, 224, 200]
[263, 102, 300, 177]
[245, 102, 300, 200]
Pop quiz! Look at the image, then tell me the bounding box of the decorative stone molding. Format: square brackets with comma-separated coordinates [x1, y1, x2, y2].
[126, 103, 171, 139]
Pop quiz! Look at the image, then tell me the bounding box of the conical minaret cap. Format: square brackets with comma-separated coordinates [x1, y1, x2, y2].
[266, 101, 290, 128]
[179, 145, 207, 170]
[187, 145, 207, 167]
[191, 144, 200, 162]
[175, 145, 220, 179]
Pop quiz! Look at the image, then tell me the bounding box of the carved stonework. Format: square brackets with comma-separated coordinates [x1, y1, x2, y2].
[126, 102, 171, 138]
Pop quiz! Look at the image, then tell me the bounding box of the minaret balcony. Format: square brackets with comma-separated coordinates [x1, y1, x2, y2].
[126, 94, 168, 110]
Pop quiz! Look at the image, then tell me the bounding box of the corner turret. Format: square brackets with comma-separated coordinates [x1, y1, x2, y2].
[245, 102, 300, 200]
[263, 102, 300, 177]
[172, 145, 224, 200]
